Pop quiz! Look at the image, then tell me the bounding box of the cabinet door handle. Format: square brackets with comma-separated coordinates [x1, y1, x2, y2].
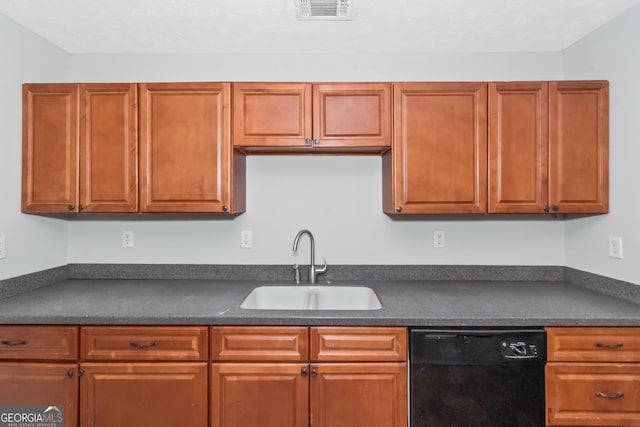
[313, 139, 320, 145]
[1, 340, 29, 346]
[595, 342, 624, 349]
[301, 367, 308, 377]
[305, 138, 312, 145]
[311, 368, 317, 378]
[67, 205, 75, 211]
[595, 391, 624, 399]
[129, 341, 158, 349]
[78, 204, 84, 212]
[396, 206, 403, 213]
[543, 205, 550, 213]
[222, 205, 229, 212]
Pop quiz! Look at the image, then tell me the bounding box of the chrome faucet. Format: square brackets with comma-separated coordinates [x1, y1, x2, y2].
[292, 229, 327, 284]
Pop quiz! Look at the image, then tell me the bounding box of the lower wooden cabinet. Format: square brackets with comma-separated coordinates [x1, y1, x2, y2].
[310, 362, 407, 427]
[546, 327, 640, 426]
[80, 363, 208, 427]
[211, 363, 309, 427]
[546, 362, 640, 426]
[0, 362, 78, 427]
[211, 326, 408, 427]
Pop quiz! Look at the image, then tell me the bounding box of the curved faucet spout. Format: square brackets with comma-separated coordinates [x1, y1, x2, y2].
[292, 229, 327, 284]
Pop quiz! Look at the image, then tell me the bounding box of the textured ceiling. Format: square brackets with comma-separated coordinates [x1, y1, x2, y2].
[0, 0, 639, 54]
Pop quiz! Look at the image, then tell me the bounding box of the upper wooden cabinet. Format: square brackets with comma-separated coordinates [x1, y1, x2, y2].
[140, 82, 244, 213]
[549, 81, 609, 214]
[232, 82, 391, 153]
[384, 82, 487, 214]
[22, 83, 138, 213]
[489, 81, 608, 214]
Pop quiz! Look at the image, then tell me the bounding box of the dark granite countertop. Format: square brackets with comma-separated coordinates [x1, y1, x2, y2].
[0, 279, 638, 326]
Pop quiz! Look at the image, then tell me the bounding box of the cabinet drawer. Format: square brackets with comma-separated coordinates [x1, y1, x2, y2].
[0, 326, 78, 360]
[81, 326, 208, 361]
[310, 327, 407, 362]
[546, 362, 640, 426]
[211, 326, 308, 361]
[547, 327, 640, 362]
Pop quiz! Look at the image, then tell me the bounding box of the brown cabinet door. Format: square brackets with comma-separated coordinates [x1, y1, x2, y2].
[0, 363, 78, 427]
[310, 362, 407, 427]
[489, 82, 549, 213]
[211, 363, 309, 427]
[233, 83, 312, 149]
[546, 362, 640, 426]
[80, 362, 207, 427]
[22, 84, 79, 213]
[549, 81, 609, 213]
[79, 84, 138, 212]
[139, 82, 234, 213]
[312, 83, 391, 149]
[388, 82, 487, 214]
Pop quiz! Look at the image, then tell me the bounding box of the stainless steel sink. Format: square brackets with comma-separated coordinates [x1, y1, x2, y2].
[240, 285, 382, 310]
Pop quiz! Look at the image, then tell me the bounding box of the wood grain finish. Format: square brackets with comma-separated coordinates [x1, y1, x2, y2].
[211, 363, 309, 427]
[80, 326, 208, 361]
[79, 83, 138, 212]
[0, 363, 78, 426]
[212, 326, 309, 361]
[139, 82, 237, 213]
[0, 326, 78, 360]
[547, 327, 640, 362]
[233, 82, 312, 148]
[546, 362, 640, 426]
[549, 81, 609, 213]
[312, 83, 391, 148]
[389, 82, 487, 214]
[310, 362, 408, 427]
[310, 327, 406, 362]
[489, 82, 549, 213]
[80, 362, 207, 427]
[22, 84, 79, 213]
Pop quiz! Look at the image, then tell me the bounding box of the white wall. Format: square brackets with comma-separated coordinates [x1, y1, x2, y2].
[67, 52, 567, 266]
[563, 4, 640, 285]
[0, 14, 69, 280]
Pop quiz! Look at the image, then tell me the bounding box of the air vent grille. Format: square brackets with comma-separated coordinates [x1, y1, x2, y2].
[295, 0, 354, 21]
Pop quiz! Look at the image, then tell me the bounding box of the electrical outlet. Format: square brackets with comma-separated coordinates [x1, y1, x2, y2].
[122, 230, 134, 248]
[608, 235, 623, 259]
[434, 231, 445, 248]
[241, 230, 253, 248]
[0, 236, 6, 259]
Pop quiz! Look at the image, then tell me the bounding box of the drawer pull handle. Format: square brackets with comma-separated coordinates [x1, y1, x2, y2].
[595, 342, 624, 349]
[595, 392, 624, 399]
[1, 340, 29, 346]
[129, 341, 158, 349]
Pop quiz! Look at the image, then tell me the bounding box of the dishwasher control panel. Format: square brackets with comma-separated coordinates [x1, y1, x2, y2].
[500, 340, 541, 359]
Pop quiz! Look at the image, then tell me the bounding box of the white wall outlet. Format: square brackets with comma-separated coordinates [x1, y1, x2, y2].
[0, 236, 6, 259]
[608, 235, 623, 259]
[122, 230, 134, 248]
[241, 230, 253, 248]
[433, 231, 445, 248]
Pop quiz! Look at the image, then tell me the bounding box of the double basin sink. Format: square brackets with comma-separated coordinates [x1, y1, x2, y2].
[240, 285, 382, 311]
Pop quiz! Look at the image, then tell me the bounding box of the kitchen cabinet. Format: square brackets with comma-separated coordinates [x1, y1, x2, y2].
[546, 327, 640, 426]
[488, 81, 608, 214]
[139, 82, 244, 213]
[384, 82, 487, 214]
[211, 326, 407, 427]
[232, 82, 391, 153]
[22, 83, 138, 213]
[79, 326, 208, 427]
[0, 326, 79, 427]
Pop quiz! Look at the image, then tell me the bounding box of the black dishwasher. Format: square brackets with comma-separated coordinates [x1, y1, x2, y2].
[410, 328, 546, 427]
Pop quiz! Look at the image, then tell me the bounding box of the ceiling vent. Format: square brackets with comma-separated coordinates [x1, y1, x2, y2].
[295, 0, 354, 21]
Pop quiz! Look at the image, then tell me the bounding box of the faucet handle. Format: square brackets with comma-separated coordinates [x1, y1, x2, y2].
[316, 258, 328, 275]
[293, 264, 301, 284]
